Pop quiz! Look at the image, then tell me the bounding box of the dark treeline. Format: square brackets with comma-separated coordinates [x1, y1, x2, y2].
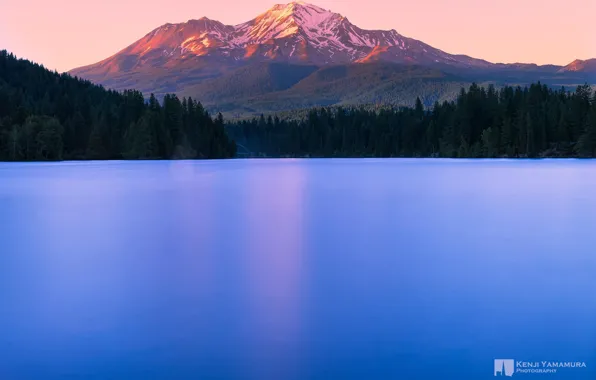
[0, 51, 236, 161]
[228, 83, 596, 158]
[3, 49, 596, 160]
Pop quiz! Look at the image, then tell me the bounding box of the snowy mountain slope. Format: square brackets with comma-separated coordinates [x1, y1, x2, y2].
[70, 1, 526, 78]
[69, 1, 595, 114]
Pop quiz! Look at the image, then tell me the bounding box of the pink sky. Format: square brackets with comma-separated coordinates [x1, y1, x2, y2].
[2, 0, 595, 72]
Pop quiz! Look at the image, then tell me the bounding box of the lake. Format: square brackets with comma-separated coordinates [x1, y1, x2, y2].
[0, 159, 595, 379]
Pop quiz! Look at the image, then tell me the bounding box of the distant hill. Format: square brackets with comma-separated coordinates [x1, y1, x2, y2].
[559, 59, 596, 73]
[179, 61, 593, 119]
[188, 62, 475, 118]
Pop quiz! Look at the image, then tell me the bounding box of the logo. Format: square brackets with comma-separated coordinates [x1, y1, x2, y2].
[494, 359, 515, 377]
[494, 358, 587, 376]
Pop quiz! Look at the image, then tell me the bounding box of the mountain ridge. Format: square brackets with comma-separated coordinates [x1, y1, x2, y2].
[69, 1, 596, 116]
[72, 1, 593, 78]
[559, 59, 596, 73]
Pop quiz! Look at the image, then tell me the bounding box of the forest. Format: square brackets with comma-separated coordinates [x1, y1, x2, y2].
[0, 51, 236, 161]
[2, 50, 596, 161]
[228, 83, 596, 158]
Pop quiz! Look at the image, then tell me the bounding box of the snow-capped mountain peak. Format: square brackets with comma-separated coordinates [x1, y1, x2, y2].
[72, 1, 564, 79]
[107, 1, 427, 64]
[232, 2, 344, 44]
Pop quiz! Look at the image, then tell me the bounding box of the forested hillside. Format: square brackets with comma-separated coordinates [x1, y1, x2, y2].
[0, 51, 236, 161]
[228, 83, 596, 158]
[3, 51, 595, 161]
[182, 63, 473, 118]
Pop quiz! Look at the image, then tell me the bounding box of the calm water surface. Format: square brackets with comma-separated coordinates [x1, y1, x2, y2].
[0, 159, 595, 380]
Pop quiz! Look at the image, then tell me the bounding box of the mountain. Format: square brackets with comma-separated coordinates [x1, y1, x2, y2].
[70, 1, 595, 115]
[70, 2, 493, 74]
[559, 59, 596, 73]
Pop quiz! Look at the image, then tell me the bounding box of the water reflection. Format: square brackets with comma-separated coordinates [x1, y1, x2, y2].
[242, 162, 307, 380]
[0, 160, 595, 380]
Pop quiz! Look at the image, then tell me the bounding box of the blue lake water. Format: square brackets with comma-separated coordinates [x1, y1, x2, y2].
[0, 159, 595, 380]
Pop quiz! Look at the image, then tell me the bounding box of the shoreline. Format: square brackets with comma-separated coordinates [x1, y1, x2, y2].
[0, 156, 594, 164]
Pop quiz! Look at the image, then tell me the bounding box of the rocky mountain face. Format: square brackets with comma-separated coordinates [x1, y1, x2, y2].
[69, 1, 595, 116]
[71, 2, 496, 77]
[558, 59, 596, 73]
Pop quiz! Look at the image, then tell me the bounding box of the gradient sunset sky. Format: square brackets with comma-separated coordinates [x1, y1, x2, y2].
[2, 0, 595, 72]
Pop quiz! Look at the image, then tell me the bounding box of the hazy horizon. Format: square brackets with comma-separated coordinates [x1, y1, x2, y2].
[2, 0, 595, 72]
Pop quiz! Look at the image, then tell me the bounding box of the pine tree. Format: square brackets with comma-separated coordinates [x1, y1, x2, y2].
[576, 109, 596, 157]
[87, 121, 107, 160]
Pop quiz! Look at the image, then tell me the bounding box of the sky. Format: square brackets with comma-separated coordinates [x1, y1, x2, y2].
[1, 0, 595, 72]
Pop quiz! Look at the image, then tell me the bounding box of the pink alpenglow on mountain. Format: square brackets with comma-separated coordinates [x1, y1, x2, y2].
[70, 2, 497, 79]
[558, 59, 596, 73]
[69, 1, 595, 115]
